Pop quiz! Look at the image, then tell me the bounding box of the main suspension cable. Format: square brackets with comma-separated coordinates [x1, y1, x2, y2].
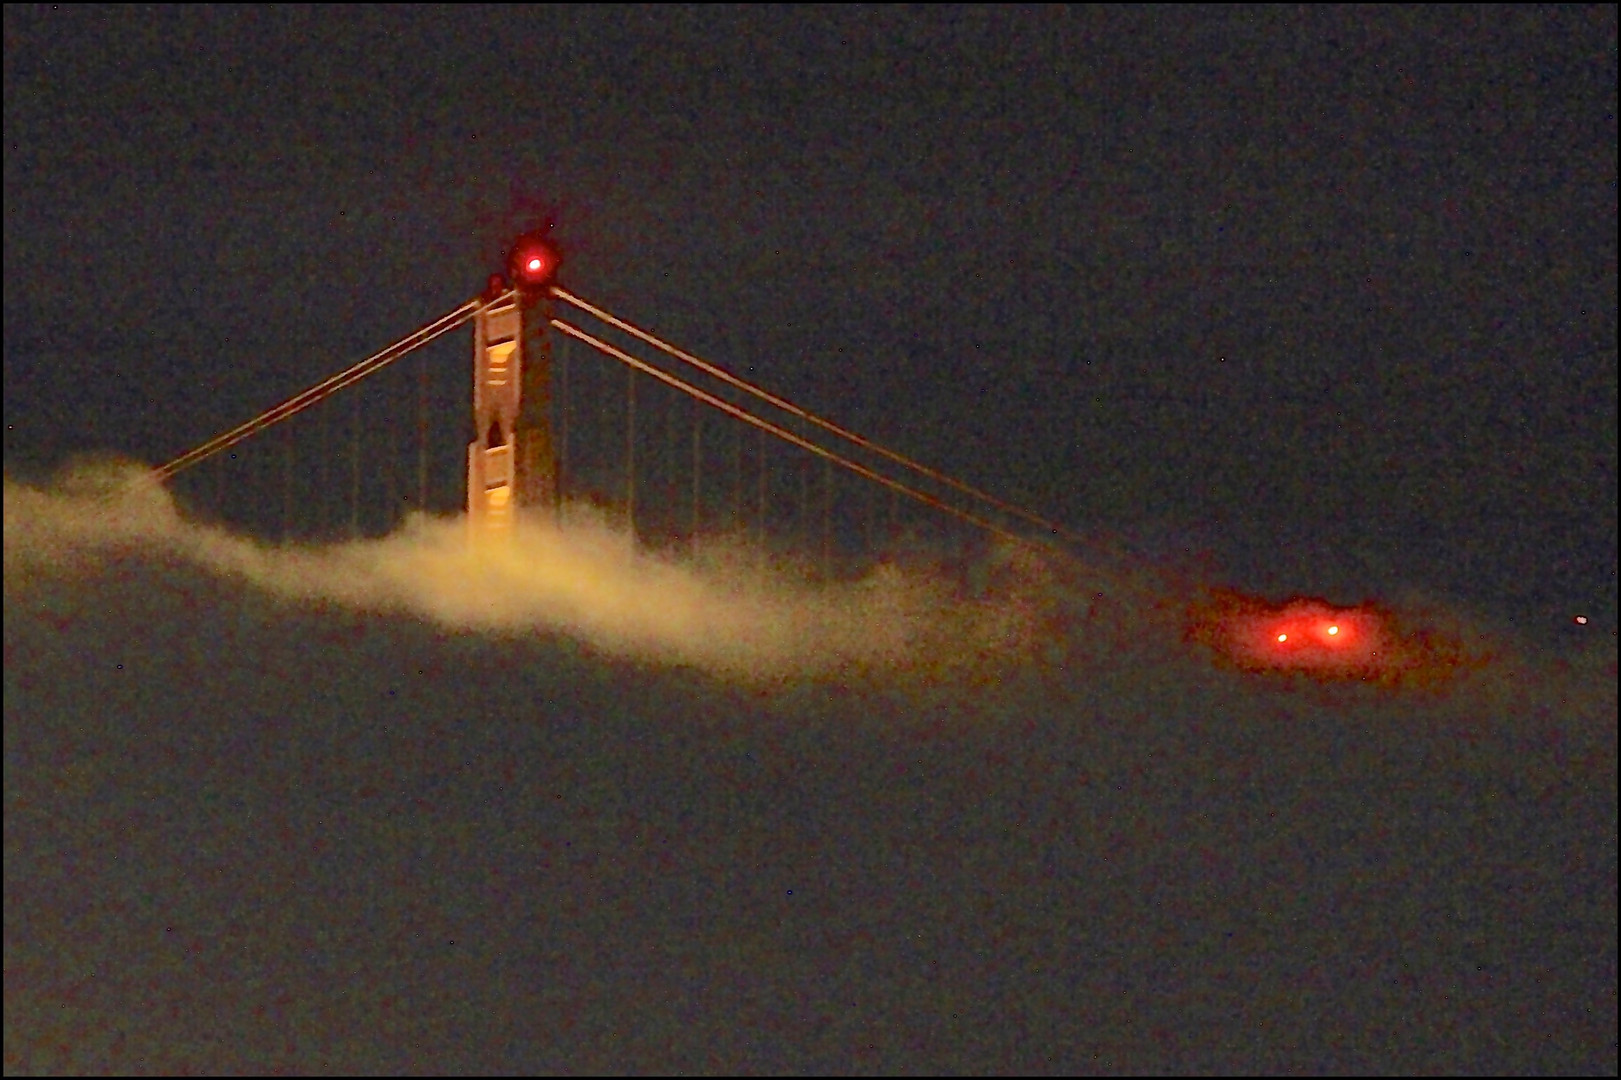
[154, 294, 501, 481]
[551, 318, 1038, 550]
[552, 286, 1084, 544]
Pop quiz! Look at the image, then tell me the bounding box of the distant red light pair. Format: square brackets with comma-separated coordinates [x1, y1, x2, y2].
[1185, 591, 1389, 680]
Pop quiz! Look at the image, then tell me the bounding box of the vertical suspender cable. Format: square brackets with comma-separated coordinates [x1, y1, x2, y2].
[551, 317, 1037, 551]
[863, 469, 874, 558]
[381, 378, 394, 530]
[756, 424, 766, 552]
[667, 379, 680, 538]
[800, 451, 811, 554]
[350, 389, 361, 537]
[318, 405, 329, 534]
[822, 454, 832, 575]
[691, 402, 702, 546]
[625, 364, 636, 536]
[283, 423, 294, 539]
[557, 331, 569, 515]
[551, 288, 1085, 546]
[733, 423, 743, 533]
[417, 344, 428, 514]
[157, 296, 485, 483]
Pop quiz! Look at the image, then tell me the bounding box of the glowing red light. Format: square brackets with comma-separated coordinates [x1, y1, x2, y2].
[1191, 593, 1392, 678]
[1574, 615, 1588, 625]
[1187, 589, 1490, 687]
[505, 230, 562, 290]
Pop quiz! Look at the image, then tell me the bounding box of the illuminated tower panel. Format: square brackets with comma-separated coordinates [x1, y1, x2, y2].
[468, 296, 523, 533]
[513, 291, 556, 514]
[468, 231, 561, 538]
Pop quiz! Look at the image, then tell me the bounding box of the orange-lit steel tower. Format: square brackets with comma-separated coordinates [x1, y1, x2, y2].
[467, 231, 561, 534]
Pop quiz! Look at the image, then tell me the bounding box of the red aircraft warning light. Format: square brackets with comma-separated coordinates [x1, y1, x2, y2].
[506, 229, 562, 293]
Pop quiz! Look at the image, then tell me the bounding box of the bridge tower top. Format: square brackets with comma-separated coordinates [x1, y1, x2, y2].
[466, 231, 562, 535]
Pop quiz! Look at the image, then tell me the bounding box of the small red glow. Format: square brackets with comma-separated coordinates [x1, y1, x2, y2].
[1574, 615, 1588, 625]
[1187, 589, 1491, 688]
[1191, 594, 1391, 679]
[506, 230, 562, 289]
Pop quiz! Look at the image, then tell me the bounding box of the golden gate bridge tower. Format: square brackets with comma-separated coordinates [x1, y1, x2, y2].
[467, 229, 562, 534]
[153, 224, 1078, 567]
[140, 219, 1480, 689]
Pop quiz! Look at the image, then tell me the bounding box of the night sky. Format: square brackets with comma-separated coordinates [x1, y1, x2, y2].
[5, 4, 1617, 628]
[4, 5, 1618, 1073]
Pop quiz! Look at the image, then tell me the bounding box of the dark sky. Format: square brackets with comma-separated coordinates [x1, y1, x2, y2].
[5, 4, 1617, 629]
